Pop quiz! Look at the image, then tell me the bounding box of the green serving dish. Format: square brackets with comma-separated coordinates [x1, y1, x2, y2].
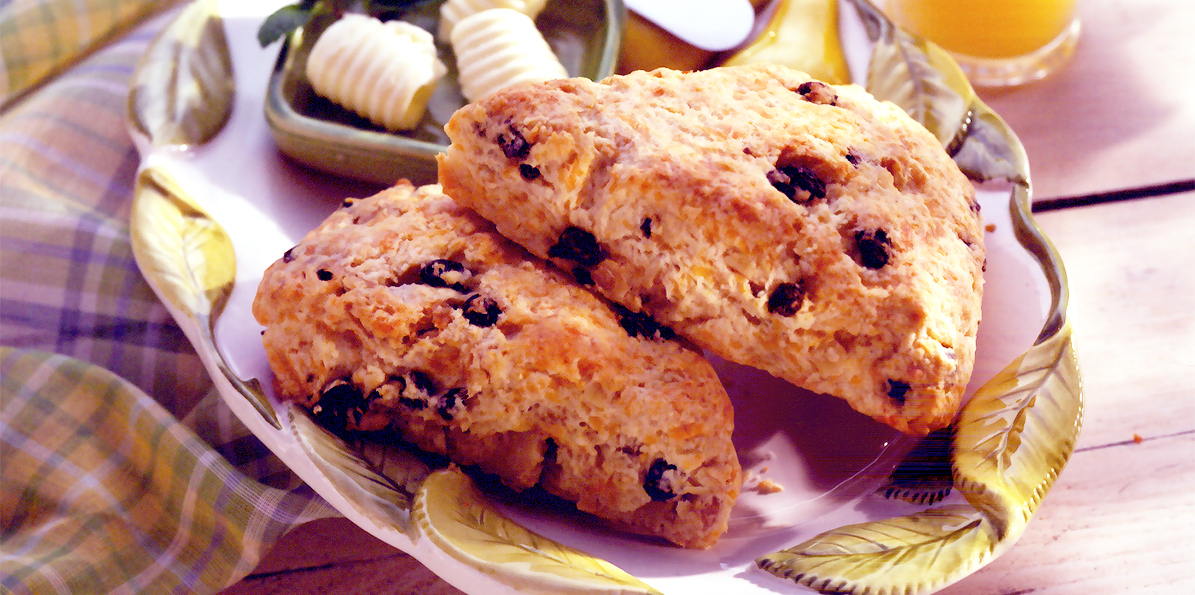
[264, 0, 624, 185]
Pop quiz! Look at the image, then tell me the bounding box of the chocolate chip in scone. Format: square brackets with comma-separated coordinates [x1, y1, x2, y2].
[395, 382, 426, 411]
[395, 370, 437, 410]
[795, 80, 838, 106]
[613, 304, 676, 341]
[317, 268, 333, 281]
[767, 281, 807, 316]
[314, 380, 366, 434]
[640, 217, 653, 238]
[768, 163, 827, 204]
[548, 226, 606, 268]
[886, 379, 911, 404]
[856, 229, 892, 269]
[436, 388, 466, 421]
[618, 443, 643, 457]
[409, 370, 437, 396]
[282, 247, 296, 263]
[420, 259, 471, 291]
[644, 458, 680, 502]
[519, 163, 540, 180]
[342, 198, 354, 208]
[845, 152, 860, 166]
[461, 294, 501, 327]
[572, 267, 594, 286]
[496, 125, 531, 160]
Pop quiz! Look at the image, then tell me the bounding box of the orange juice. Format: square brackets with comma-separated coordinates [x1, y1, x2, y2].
[889, 0, 1078, 59]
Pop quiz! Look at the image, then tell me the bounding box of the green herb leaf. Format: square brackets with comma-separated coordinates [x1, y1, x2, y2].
[258, 3, 318, 47]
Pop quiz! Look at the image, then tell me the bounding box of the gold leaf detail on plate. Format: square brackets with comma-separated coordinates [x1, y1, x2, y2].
[953, 321, 1082, 540]
[127, 0, 234, 147]
[130, 167, 234, 324]
[757, 504, 995, 595]
[415, 467, 662, 595]
[129, 166, 280, 428]
[289, 404, 429, 537]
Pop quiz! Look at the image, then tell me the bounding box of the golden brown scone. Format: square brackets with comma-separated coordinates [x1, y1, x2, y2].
[438, 64, 985, 435]
[252, 182, 740, 548]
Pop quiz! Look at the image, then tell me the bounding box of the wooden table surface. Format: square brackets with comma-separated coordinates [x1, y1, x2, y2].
[220, 0, 1195, 593]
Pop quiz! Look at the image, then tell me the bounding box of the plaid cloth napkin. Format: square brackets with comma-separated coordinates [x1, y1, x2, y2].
[1, 0, 184, 106]
[2, 3, 338, 594]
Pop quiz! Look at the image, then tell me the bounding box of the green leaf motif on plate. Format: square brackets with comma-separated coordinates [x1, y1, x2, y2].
[130, 167, 235, 324]
[853, 0, 972, 149]
[127, 0, 234, 147]
[953, 320, 1083, 540]
[289, 404, 430, 537]
[415, 468, 663, 595]
[758, 504, 994, 594]
[130, 166, 280, 428]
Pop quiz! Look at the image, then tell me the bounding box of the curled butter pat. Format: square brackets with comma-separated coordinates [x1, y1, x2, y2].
[451, 8, 567, 103]
[306, 14, 446, 131]
[438, 0, 548, 40]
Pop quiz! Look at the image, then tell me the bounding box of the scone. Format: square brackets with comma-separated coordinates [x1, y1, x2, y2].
[252, 182, 740, 548]
[437, 64, 985, 435]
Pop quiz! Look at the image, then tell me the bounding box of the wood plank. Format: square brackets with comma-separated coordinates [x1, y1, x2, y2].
[1032, 191, 1195, 448]
[222, 524, 464, 595]
[243, 517, 401, 577]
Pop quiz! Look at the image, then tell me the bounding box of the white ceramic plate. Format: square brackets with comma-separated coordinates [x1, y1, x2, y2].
[126, 1, 1082, 593]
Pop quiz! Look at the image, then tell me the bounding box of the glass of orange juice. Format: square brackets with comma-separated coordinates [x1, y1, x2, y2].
[886, 0, 1081, 86]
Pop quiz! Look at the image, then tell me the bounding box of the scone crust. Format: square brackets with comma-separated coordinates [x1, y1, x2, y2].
[438, 64, 985, 434]
[252, 182, 740, 548]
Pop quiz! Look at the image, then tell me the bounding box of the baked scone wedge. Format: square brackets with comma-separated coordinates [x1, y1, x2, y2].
[438, 64, 985, 435]
[252, 182, 740, 548]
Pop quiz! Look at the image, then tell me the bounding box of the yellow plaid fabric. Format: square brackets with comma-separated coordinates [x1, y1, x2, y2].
[1, 4, 338, 593]
[1, 0, 185, 106]
[1, 349, 334, 594]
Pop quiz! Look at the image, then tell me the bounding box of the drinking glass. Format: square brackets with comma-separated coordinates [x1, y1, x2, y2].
[886, 0, 1081, 87]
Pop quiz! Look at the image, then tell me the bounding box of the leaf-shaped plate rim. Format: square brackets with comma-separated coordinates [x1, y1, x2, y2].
[415, 467, 665, 595]
[126, 0, 234, 148]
